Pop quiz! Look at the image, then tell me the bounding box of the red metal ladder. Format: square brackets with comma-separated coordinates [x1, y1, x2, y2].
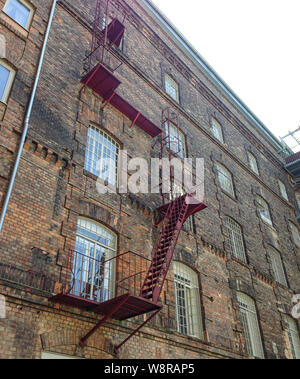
[140, 195, 189, 303]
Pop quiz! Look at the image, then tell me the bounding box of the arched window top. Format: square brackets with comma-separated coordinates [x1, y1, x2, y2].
[173, 261, 199, 287]
[256, 196, 273, 226]
[237, 292, 256, 312]
[211, 117, 224, 143]
[216, 163, 235, 197]
[247, 152, 259, 175]
[77, 217, 117, 251]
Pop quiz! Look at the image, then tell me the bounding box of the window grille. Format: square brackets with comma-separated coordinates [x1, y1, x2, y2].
[216, 164, 235, 197]
[224, 217, 246, 262]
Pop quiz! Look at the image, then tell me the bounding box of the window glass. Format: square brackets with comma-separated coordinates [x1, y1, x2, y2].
[278, 180, 288, 201]
[268, 247, 287, 286]
[164, 121, 185, 158]
[211, 118, 224, 143]
[216, 164, 235, 197]
[257, 196, 273, 226]
[283, 315, 300, 359]
[224, 217, 246, 262]
[0, 64, 10, 100]
[165, 74, 179, 102]
[4, 0, 31, 29]
[248, 152, 259, 175]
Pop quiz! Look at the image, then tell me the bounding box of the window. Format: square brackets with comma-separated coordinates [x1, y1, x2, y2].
[3, 0, 34, 30]
[71, 218, 117, 302]
[165, 73, 179, 102]
[248, 152, 259, 175]
[84, 125, 119, 187]
[237, 292, 264, 358]
[41, 352, 81, 359]
[289, 222, 300, 247]
[283, 314, 300, 359]
[0, 60, 15, 103]
[278, 180, 288, 201]
[224, 216, 247, 262]
[164, 121, 185, 158]
[268, 246, 287, 286]
[173, 262, 203, 339]
[216, 163, 235, 197]
[257, 196, 273, 226]
[211, 118, 224, 143]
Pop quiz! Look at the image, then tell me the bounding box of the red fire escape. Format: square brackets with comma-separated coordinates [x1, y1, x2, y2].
[50, 0, 207, 354]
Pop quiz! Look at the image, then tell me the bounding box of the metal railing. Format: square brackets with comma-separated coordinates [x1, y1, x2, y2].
[64, 250, 151, 303]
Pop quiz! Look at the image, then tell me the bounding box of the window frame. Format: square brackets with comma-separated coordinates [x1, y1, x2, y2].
[173, 261, 203, 339]
[164, 73, 179, 102]
[0, 60, 16, 104]
[211, 117, 224, 143]
[289, 221, 300, 248]
[3, 0, 34, 30]
[224, 216, 247, 263]
[237, 292, 264, 359]
[278, 179, 289, 201]
[247, 151, 259, 176]
[216, 163, 235, 198]
[283, 314, 300, 359]
[164, 121, 186, 158]
[256, 196, 273, 227]
[268, 246, 288, 287]
[84, 125, 120, 187]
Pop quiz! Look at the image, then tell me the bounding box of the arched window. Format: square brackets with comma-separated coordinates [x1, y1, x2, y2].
[278, 179, 288, 201]
[289, 221, 300, 247]
[237, 292, 264, 358]
[0, 59, 15, 103]
[173, 261, 203, 339]
[84, 125, 120, 187]
[71, 218, 117, 303]
[3, 0, 34, 30]
[256, 196, 273, 226]
[165, 73, 179, 102]
[247, 152, 259, 175]
[211, 118, 224, 143]
[216, 163, 235, 197]
[224, 216, 246, 262]
[283, 314, 300, 359]
[268, 246, 287, 286]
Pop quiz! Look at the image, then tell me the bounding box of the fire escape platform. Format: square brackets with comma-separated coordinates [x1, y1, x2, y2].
[105, 18, 125, 47]
[157, 196, 207, 220]
[50, 293, 161, 321]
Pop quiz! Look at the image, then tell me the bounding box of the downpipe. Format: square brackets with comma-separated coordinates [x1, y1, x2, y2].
[0, 0, 58, 232]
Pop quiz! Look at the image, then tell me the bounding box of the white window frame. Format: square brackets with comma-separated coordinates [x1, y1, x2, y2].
[268, 246, 288, 286]
[278, 180, 288, 201]
[248, 152, 259, 175]
[165, 73, 179, 102]
[224, 216, 247, 263]
[237, 292, 264, 359]
[211, 118, 224, 143]
[257, 196, 273, 227]
[41, 352, 82, 359]
[164, 121, 185, 158]
[216, 163, 235, 197]
[289, 222, 300, 248]
[72, 218, 117, 303]
[173, 261, 203, 339]
[84, 125, 120, 187]
[283, 315, 300, 359]
[0, 60, 15, 103]
[3, 0, 34, 30]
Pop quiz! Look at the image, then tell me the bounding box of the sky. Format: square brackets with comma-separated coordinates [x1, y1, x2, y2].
[150, 0, 300, 149]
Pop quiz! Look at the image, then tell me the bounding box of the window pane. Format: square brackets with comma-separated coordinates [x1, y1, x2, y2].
[248, 152, 259, 175]
[257, 196, 272, 226]
[84, 126, 119, 186]
[0, 64, 10, 100]
[268, 247, 287, 286]
[173, 262, 203, 339]
[237, 292, 264, 358]
[224, 217, 246, 262]
[212, 119, 223, 143]
[283, 315, 300, 359]
[216, 164, 235, 197]
[165, 74, 179, 102]
[278, 180, 288, 201]
[164, 122, 185, 158]
[290, 222, 300, 247]
[5, 0, 31, 28]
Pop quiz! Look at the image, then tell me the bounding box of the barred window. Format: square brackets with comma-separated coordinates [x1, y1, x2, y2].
[237, 292, 264, 359]
[216, 164, 235, 197]
[268, 246, 287, 286]
[283, 315, 300, 359]
[257, 196, 273, 227]
[164, 121, 185, 158]
[211, 118, 224, 143]
[84, 125, 119, 187]
[3, 0, 34, 30]
[224, 217, 246, 262]
[278, 180, 288, 201]
[173, 262, 203, 339]
[248, 152, 259, 175]
[0, 60, 15, 103]
[165, 73, 179, 102]
[289, 222, 300, 248]
[71, 218, 117, 303]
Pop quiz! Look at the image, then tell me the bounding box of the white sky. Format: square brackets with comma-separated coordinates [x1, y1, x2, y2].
[151, 0, 300, 147]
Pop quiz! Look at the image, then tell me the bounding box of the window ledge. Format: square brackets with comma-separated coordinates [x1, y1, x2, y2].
[0, 12, 29, 39]
[231, 256, 249, 268]
[220, 189, 237, 202]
